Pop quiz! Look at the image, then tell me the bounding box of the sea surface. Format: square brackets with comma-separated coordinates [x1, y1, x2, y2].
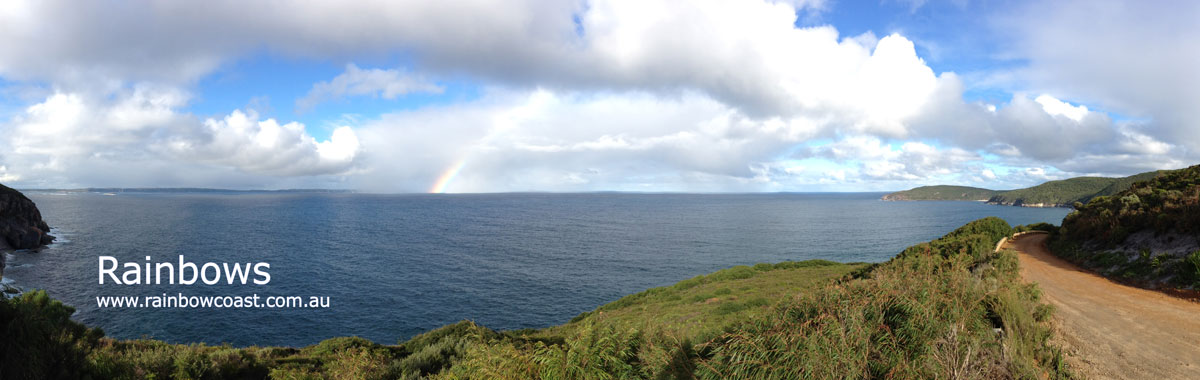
[3, 192, 1070, 347]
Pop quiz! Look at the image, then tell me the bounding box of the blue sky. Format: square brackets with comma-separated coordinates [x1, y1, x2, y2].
[0, 0, 1192, 192]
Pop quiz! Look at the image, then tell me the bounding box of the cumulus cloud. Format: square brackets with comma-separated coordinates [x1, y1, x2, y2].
[159, 110, 360, 176]
[0, 0, 1192, 191]
[0, 0, 918, 122]
[907, 74, 1181, 176]
[799, 135, 980, 181]
[981, 169, 997, 180]
[296, 64, 442, 113]
[1034, 94, 1088, 122]
[997, 0, 1200, 150]
[0, 88, 359, 187]
[0, 0, 586, 86]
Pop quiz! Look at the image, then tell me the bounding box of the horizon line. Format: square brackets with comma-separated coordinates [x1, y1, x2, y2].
[18, 187, 922, 195]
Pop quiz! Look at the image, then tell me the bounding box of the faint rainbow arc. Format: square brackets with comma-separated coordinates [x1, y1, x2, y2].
[429, 158, 468, 193]
[426, 89, 554, 194]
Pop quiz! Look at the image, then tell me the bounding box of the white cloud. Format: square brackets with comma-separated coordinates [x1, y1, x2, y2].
[1024, 167, 1051, 181]
[160, 110, 360, 176]
[998, 0, 1200, 150]
[799, 135, 980, 182]
[0, 166, 19, 182]
[296, 64, 443, 113]
[1034, 94, 1088, 122]
[350, 89, 823, 192]
[1115, 127, 1171, 156]
[0, 0, 933, 124]
[0, 0, 1192, 191]
[0, 88, 359, 187]
[981, 169, 997, 180]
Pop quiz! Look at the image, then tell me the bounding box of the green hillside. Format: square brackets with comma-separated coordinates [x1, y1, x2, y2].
[881, 185, 999, 201]
[1, 218, 1073, 379]
[987, 176, 1120, 207]
[883, 169, 1165, 208]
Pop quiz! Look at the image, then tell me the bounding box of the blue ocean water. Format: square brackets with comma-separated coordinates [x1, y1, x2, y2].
[3, 192, 1069, 347]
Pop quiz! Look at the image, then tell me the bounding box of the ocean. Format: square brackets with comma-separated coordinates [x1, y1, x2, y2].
[3, 192, 1070, 347]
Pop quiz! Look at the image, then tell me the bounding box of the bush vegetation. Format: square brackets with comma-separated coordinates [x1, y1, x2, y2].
[1058, 165, 1200, 246]
[1049, 164, 1200, 288]
[1, 218, 1072, 379]
[988, 176, 1131, 206]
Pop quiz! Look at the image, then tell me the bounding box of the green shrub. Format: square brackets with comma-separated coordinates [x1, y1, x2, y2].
[324, 347, 394, 380]
[269, 366, 324, 380]
[1185, 250, 1200, 286]
[0, 290, 102, 379]
[1015, 222, 1058, 233]
[533, 322, 646, 379]
[707, 266, 757, 282]
[172, 346, 213, 379]
[306, 336, 382, 357]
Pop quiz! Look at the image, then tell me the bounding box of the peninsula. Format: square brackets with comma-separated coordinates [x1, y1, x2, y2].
[884, 169, 1163, 208]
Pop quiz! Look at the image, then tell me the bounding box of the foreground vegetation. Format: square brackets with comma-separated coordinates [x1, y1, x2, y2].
[1, 218, 1071, 379]
[884, 170, 1163, 207]
[1049, 164, 1200, 289]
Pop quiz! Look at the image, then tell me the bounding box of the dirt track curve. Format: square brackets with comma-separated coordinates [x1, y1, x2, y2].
[1006, 233, 1200, 379]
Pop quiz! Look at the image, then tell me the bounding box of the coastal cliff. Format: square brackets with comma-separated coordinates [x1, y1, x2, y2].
[0, 184, 54, 278]
[984, 199, 1068, 208]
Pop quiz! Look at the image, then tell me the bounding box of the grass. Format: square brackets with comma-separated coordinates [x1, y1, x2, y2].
[545, 260, 865, 345]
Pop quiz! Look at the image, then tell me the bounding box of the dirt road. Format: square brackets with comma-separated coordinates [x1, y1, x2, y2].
[1006, 233, 1200, 379]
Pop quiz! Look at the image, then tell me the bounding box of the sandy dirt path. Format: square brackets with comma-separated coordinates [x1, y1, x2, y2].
[1006, 233, 1200, 379]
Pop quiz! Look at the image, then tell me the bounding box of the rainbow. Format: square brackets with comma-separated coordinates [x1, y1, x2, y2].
[429, 158, 467, 193]
[426, 90, 553, 193]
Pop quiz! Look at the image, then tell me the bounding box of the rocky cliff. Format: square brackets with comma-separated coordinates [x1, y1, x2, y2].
[0, 184, 54, 278]
[0, 184, 54, 250]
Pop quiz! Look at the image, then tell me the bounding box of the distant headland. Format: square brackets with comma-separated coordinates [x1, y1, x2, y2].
[883, 169, 1164, 208]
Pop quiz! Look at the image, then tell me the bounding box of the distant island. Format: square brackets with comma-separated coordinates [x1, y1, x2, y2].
[883, 170, 1163, 208]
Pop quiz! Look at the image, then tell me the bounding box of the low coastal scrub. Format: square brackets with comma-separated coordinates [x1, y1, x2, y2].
[0, 218, 1071, 379]
[1050, 163, 1200, 288]
[696, 217, 1068, 379]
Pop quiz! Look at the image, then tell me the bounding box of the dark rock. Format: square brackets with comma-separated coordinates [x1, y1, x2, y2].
[0, 183, 54, 251]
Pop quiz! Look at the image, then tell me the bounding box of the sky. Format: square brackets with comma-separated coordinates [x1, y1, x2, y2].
[0, 0, 1195, 193]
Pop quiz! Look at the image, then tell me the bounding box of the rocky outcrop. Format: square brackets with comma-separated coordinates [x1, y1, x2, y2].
[0, 184, 54, 250]
[984, 198, 1071, 208]
[0, 184, 54, 280]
